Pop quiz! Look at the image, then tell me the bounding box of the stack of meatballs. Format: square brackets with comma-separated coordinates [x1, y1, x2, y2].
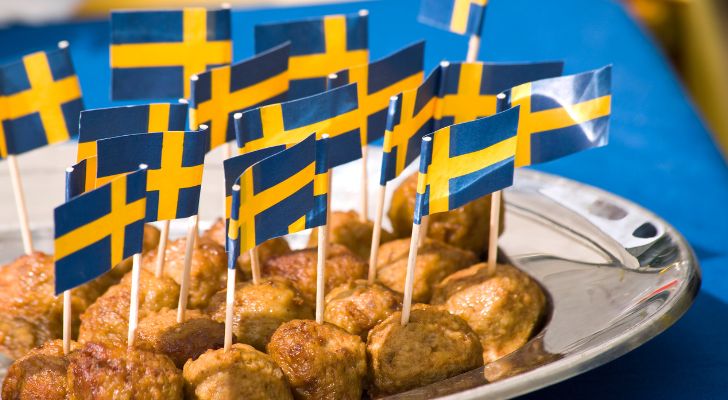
[0, 173, 546, 399]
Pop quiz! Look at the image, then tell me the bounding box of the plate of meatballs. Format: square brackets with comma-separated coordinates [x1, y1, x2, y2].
[0, 155, 699, 399]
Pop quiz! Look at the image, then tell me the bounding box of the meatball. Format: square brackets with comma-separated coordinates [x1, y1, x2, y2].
[78, 269, 179, 346]
[388, 173, 504, 256]
[2, 340, 77, 400]
[268, 320, 367, 400]
[324, 280, 401, 339]
[0, 252, 116, 359]
[262, 244, 367, 305]
[201, 218, 291, 280]
[431, 263, 546, 363]
[135, 308, 226, 368]
[183, 343, 292, 400]
[307, 210, 394, 260]
[206, 279, 312, 351]
[142, 237, 227, 309]
[67, 341, 183, 400]
[376, 238, 478, 303]
[367, 304, 483, 395]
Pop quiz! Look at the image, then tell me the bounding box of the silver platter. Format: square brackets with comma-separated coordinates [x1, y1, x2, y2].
[0, 169, 699, 399]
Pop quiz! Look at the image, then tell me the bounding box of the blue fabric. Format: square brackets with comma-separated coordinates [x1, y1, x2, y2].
[1, 0, 728, 396]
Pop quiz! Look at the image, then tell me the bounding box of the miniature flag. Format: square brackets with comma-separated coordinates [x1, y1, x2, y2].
[235, 83, 362, 168]
[497, 66, 612, 167]
[96, 129, 209, 221]
[223, 145, 286, 219]
[329, 41, 425, 145]
[110, 7, 232, 100]
[414, 107, 519, 224]
[77, 103, 188, 161]
[255, 12, 368, 98]
[54, 167, 147, 294]
[437, 61, 564, 125]
[227, 134, 325, 266]
[0, 44, 83, 158]
[418, 0, 488, 36]
[307, 135, 330, 229]
[191, 43, 290, 151]
[66, 157, 98, 200]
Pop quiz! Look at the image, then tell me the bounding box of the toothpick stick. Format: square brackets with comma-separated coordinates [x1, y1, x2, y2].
[177, 214, 198, 323]
[155, 220, 170, 278]
[487, 190, 502, 275]
[315, 169, 333, 324]
[466, 35, 481, 62]
[418, 216, 429, 247]
[62, 290, 71, 354]
[367, 184, 387, 283]
[223, 142, 233, 159]
[249, 247, 261, 285]
[127, 253, 142, 347]
[400, 221, 422, 326]
[360, 145, 369, 221]
[223, 266, 236, 351]
[7, 155, 33, 254]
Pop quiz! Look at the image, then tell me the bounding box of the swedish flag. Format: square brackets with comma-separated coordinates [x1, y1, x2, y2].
[110, 7, 232, 100]
[66, 157, 98, 200]
[54, 167, 147, 294]
[418, 0, 488, 36]
[227, 134, 327, 267]
[255, 12, 368, 98]
[77, 103, 188, 161]
[235, 83, 362, 168]
[497, 66, 612, 167]
[191, 43, 290, 151]
[223, 145, 285, 219]
[414, 107, 519, 224]
[96, 128, 209, 222]
[0, 44, 83, 158]
[329, 41, 425, 145]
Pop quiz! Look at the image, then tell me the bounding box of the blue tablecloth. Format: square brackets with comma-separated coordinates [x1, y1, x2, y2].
[1, 0, 727, 397]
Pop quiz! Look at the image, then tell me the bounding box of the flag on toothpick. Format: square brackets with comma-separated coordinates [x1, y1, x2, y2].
[227, 134, 327, 265]
[418, 0, 488, 36]
[190, 43, 290, 152]
[497, 66, 612, 167]
[328, 41, 425, 145]
[0, 43, 83, 158]
[414, 106, 519, 223]
[223, 145, 286, 219]
[255, 11, 368, 98]
[235, 83, 362, 168]
[77, 103, 188, 161]
[54, 167, 148, 294]
[66, 157, 98, 200]
[96, 128, 209, 221]
[110, 7, 232, 100]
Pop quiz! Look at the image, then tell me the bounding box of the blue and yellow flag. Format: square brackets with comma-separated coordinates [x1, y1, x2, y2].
[497, 66, 612, 167]
[418, 0, 488, 36]
[223, 145, 286, 219]
[190, 43, 290, 151]
[77, 103, 188, 161]
[235, 83, 362, 168]
[329, 41, 425, 145]
[0, 44, 83, 159]
[255, 12, 368, 98]
[54, 167, 148, 294]
[110, 7, 232, 100]
[96, 128, 209, 221]
[66, 157, 98, 200]
[227, 134, 327, 267]
[414, 107, 519, 224]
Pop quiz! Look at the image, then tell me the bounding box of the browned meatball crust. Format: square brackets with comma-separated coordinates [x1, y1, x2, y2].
[324, 280, 401, 339]
[67, 341, 183, 400]
[388, 173, 503, 256]
[142, 237, 227, 310]
[367, 304, 483, 395]
[262, 244, 367, 305]
[183, 343, 293, 400]
[2, 340, 78, 400]
[78, 269, 179, 346]
[135, 308, 226, 368]
[202, 218, 291, 280]
[206, 279, 312, 351]
[268, 320, 367, 400]
[307, 210, 394, 260]
[431, 263, 546, 363]
[376, 238, 477, 303]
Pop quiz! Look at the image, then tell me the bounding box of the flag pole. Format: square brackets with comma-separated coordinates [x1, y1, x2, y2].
[223, 265, 236, 351]
[7, 155, 33, 254]
[367, 183, 386, 283]
[127, 253, 142, 347]
[155, 221, 170, 278]
[400, 220, 422, 326]
[249, 247, 261, 285]
[62, 166, 74, 354]
[466, 35, 481, 63]
[315, 134, 332, 324]
[486, 93, 506, 275]
[176, 214, 198, 323]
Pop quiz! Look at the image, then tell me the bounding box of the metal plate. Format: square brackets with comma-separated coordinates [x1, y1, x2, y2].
[0, 168, 699, 399]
